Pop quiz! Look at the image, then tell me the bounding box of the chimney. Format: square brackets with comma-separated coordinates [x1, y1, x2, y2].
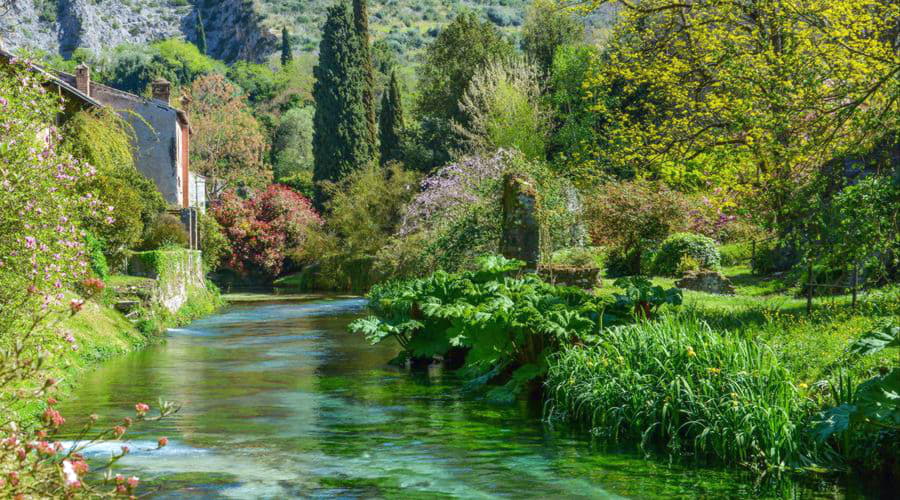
[75, 64, 91, 96]
[151, 78, 171, 104]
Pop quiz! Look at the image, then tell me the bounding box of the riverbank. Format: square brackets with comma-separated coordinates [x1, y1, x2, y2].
[23, 250, 226, 420]
[56, 297, 877, 498]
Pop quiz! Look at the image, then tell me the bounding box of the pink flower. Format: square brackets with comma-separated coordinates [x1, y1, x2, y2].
[158, 437, 169, 448]
[135, 402, 150, 415]
[42, 407, 65, 428]
[127, 476, 140, 489]
[24, 236, 36, 249]
[69, 299, 84, 313]
[113, 425, 126, 438]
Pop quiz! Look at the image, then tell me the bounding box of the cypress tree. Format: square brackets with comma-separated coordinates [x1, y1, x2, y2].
[281, 27, 293, 66]
[379, 70, 404, 165]
[195, 11, 207, 55]
[312, 2, 375, 203]
[352, 0, 377, 147]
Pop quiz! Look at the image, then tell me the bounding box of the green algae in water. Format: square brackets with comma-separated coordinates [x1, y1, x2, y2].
[56, 298, 872, 499]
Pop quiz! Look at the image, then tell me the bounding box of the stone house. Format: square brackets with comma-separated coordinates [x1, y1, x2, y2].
[0, 48, 205, 212]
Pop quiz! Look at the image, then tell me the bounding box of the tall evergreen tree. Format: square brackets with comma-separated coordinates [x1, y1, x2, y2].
[379, 70, 404, 165]
[313, 2, 375, 203]
[352, 0, 377, 147]
[281, 27, 294, 66]
[195, 12, 207, 55]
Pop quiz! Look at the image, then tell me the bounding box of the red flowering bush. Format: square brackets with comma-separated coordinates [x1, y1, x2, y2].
[212, 185, 322, 278]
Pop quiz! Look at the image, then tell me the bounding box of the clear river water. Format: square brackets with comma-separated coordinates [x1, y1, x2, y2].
[58, 297, 870, 498]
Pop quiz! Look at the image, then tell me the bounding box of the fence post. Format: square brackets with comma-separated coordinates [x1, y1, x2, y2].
[806, 259, 814, 316]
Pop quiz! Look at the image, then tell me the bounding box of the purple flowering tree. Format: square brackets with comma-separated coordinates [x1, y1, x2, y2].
[400, 149, 515, 235]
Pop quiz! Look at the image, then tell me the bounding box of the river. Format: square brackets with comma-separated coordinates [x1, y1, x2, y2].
[58, 297, 865, 498]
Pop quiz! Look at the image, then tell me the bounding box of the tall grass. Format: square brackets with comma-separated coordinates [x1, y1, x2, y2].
[546, 314, 819, 470]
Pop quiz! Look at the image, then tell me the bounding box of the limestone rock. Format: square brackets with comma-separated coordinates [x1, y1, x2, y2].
[676, 270, 735, 295]
[0, 0, 275, 63]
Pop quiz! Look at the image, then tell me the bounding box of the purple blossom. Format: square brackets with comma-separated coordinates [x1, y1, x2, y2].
[400, 150, 514, 235]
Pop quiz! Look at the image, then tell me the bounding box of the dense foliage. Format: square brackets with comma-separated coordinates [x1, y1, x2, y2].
[651, 233, 721, 277]
[352, 256, 680, 401]
[312, 2, 377, 201]
[212, 185, 322, 278]
[0, 59, 177, 498]
[547, 314, 811, 470]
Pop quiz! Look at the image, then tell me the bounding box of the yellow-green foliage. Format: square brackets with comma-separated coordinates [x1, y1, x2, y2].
[569, 0, 900, 221]
[62, 109, 166, 266]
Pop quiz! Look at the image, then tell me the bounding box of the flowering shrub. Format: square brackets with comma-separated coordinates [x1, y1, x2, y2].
[213, 185, 322, 277]
[400, 150, 513, 236]
[1, 59, 177, 498]
[0, 58, 92, 339]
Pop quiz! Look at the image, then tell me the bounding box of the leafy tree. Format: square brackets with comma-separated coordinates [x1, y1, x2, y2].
[571, 0, 900, 233]
[378, 70, 404, 165]
[417, 11, 514, 128]
[583, 179, 690, 275]
[545, 43, 603, 177]
[521, 0, 584, 76]
[195, 11, 207, 55]
[453, 58, 548, 161]
[212, 185, 321, 278]
[281, 27, 293, 66]
[312, 2, 376, 201]
[353, 0, 378, 146]
[227, 61, 280, 103]
[187, 74, 270, 199]
[272, 106, 315, 180]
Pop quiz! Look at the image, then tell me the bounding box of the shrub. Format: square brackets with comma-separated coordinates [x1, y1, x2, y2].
[212, 185, 321, 278]
[584, 180, 690, 275]
[548, 247, 604, 269]
[546, 314, 813, 469]
[140, 214, 189, 250]
[751, 241, 799, 275]
[305, 163, 421, 290]
[652, 232, 721, 276]
[719, 241, 753, 267]
[84, 231, 110, 279]
[198, 211, 229, 271]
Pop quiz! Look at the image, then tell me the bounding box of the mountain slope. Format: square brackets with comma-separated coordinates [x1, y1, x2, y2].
[1, 0, 616, 63]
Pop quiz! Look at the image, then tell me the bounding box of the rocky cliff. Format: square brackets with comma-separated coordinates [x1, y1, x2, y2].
[0, 0, 276, 62]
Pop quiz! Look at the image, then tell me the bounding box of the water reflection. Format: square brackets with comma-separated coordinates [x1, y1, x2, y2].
[59, 298, 853, 499]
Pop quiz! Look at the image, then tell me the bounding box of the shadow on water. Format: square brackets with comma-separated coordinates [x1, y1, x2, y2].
[59, 296, 873, 499]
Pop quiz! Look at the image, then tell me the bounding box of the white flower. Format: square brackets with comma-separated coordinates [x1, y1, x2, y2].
[62, 459, 79, 485]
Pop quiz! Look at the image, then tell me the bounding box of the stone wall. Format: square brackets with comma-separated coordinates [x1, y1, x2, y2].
[128, 249, 205, 313]
[538, 267, 602, 289]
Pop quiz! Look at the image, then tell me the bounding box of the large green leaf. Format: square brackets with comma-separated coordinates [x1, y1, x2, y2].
[849, 323, 900, 356]
[812, 403, 856, 442]
[854, 368, 900, 425]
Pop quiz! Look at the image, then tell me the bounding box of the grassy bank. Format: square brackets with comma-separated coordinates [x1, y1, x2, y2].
[353, 257, 899, 475]
[17, 277, 225, 421]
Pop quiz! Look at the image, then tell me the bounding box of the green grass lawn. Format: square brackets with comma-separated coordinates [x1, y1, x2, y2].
[595, 266, 899, 386]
